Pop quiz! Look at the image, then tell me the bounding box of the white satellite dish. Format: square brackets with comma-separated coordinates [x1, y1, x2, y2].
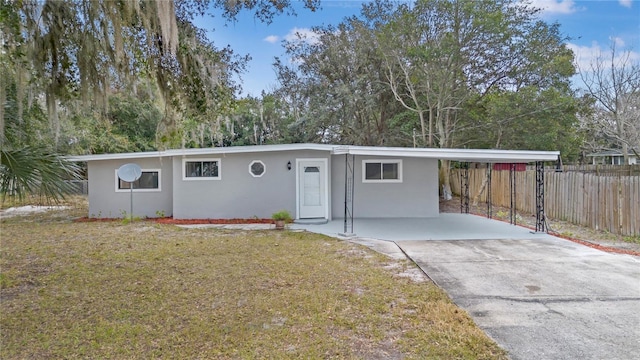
[117, 163, 142, 222]
[117, 163, 142, 183]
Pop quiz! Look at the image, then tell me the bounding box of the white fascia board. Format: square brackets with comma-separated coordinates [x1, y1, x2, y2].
[67, 143, 335, 162]
[339, 146, 560, 163]
[66, 151, 170, 162]
[165, 143, 334, 157]
[67, 144, 559, 163]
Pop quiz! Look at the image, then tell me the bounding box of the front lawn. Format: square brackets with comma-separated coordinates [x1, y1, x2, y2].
[1, 207, 506, 359]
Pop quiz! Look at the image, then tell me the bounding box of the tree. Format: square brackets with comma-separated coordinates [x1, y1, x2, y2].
[469, 87, 581, 159]
[367, 0, 576, 198]
[1, 147, 80, 203]
[1, 0, 321, 202]
[579, 42, 640, 162]
[0, 0, 250, 150]
[275, 17, 403, 145]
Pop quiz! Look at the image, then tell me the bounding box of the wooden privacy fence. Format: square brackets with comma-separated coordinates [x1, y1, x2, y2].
[526, 164, 640, 176]
[450, 168, 640, 236]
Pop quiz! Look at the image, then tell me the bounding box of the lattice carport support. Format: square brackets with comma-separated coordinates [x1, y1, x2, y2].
[509, 163, 517, 225]
[460, 162, 470, 214]
[487, 163, 492, 219]
[535, 161, 546, 233]
[341, 154, 355, 236]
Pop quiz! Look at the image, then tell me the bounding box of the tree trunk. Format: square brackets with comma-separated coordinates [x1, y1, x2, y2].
[428, 108, 433, 147]
[472, 170, 488, 206]
[418, 110, 427, 146]
[440, 159, 453, 200]
[46, 90, 60, 148]
[0, 75, 5, 148]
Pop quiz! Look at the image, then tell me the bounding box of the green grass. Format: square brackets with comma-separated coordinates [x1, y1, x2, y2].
[622, 235, 640, 245]
[1, 205, 506, 359]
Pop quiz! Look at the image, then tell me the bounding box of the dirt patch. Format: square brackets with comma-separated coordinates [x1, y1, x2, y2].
[0, 205, 70, 218]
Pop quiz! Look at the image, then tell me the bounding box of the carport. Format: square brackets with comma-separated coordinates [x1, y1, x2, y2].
[330, 146, 560, 236]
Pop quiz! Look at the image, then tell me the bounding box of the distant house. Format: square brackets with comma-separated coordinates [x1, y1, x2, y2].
[69, 144, 559, 220]
[586, 150, 638, 165]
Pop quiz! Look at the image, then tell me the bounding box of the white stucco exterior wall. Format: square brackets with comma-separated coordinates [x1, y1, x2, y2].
[87, 158, 173, 218]
[331, 155, 439, 218]
[171, 150, 331, 219]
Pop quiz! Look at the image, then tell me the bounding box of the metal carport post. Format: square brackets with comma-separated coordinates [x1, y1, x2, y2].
[341, 153, 355, 236]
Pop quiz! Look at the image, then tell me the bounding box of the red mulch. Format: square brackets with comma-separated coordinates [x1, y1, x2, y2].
[75, 217, 274, 225]
[155, 218, 273, 225]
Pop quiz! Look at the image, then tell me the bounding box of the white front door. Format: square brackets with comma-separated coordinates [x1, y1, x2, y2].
[297, 159, 327, 219]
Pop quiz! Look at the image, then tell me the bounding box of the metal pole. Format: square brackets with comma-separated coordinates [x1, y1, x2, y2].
[487, 163, 492, 219]
[463, 162, 469, 214]
[535, 161, 546, 232]
[349, 154, 355, 234]
[460, 162, 463, 213]
[343, 154, 348, 234]
[130, 183, 133, 223]
[513, 164, 516, 225]
[510, 163, 516, 225]
[341, 154, 355, 236]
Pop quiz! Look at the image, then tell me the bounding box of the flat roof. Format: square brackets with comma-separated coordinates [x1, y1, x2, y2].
[67, 143, 560, 163]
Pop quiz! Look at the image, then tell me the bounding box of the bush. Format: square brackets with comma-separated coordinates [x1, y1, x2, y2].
[271, 210, 292, 222]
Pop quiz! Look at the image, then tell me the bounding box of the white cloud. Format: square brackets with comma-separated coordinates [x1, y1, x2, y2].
[525, 0, 579, 14]
[568, 42, 603, 70]
[619, 0, 632, 8]
[610, 36, 625, 48]
[284, 27, 320, 45]
[263, 35, 279, 44]
[568, 41, 640, 71]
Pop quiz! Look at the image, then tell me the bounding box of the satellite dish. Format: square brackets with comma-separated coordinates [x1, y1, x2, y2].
[117, 163, 142, 223]
[117, 163, 142, 182]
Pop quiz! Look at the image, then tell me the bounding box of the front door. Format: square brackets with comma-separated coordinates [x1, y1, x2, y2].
[297, 159, 327, 219]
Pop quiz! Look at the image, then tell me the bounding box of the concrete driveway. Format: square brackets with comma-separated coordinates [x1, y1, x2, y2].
[397, 237, 640, 360]
[295, 215, 640, 359]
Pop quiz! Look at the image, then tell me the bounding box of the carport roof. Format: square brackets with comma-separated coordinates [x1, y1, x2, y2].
[68, 143, 559, 163]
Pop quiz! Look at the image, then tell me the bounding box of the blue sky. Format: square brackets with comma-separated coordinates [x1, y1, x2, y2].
[197, 0, 640, 97]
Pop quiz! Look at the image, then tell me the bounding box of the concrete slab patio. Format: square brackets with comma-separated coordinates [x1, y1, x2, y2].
[291, 213, 554, 241]
[295, 214, 640, 360]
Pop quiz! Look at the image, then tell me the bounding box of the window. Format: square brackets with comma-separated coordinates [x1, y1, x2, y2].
[115, 169, 161, 192]
[249, 160, 265, 177]
[183, 159, 221, 180]
[362, 160, 402, 183]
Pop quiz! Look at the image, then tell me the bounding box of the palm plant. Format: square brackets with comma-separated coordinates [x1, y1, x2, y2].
[0, 146, 81, 204]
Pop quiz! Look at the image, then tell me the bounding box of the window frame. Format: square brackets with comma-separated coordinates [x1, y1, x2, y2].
[182, 158, 221, 181]
[362, 159, 403, 183]
[114, 169, 162, 192]
[248, 160, 266, 178]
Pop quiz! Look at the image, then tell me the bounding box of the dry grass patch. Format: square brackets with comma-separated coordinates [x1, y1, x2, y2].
[1, 211, 506, 359]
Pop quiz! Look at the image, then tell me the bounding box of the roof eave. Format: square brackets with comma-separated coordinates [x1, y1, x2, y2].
[341, 147, 560, 162]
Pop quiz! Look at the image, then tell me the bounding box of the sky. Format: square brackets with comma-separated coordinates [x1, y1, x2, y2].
[196, 0, 640, 97]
